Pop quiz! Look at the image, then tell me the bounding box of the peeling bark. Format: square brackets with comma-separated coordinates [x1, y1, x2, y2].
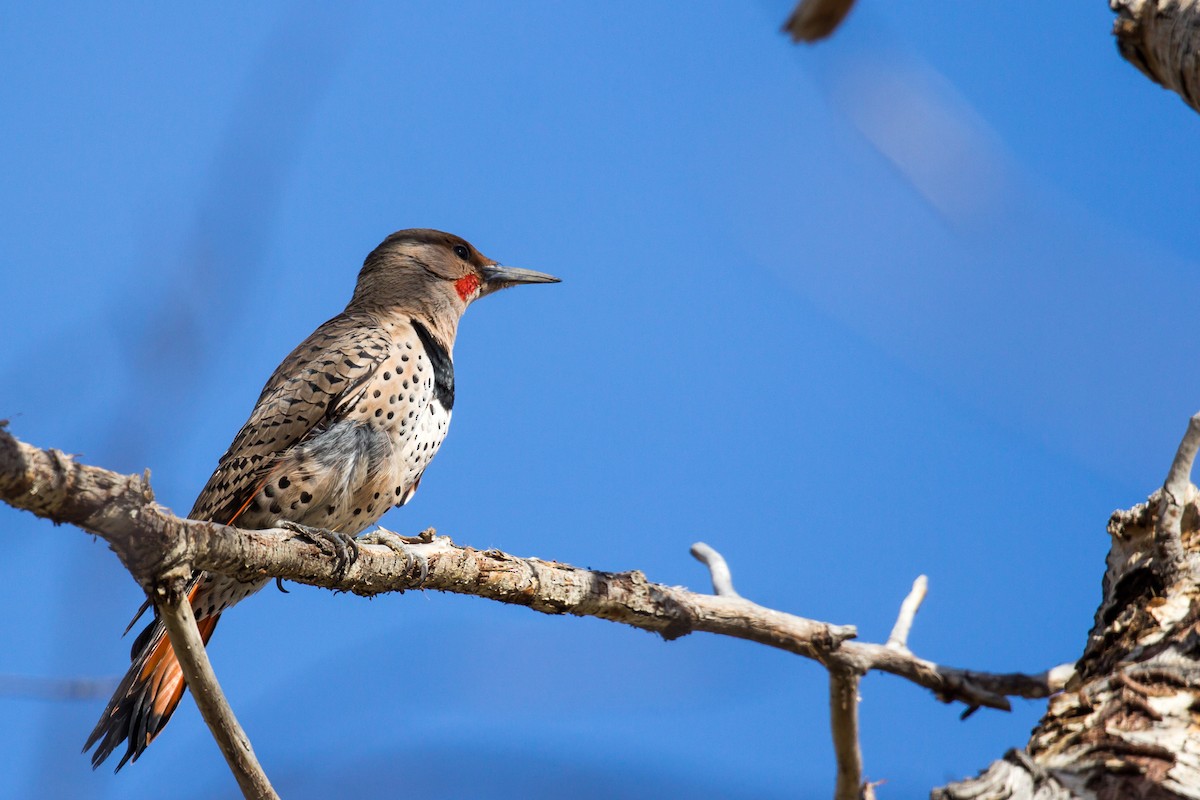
[1113, 0, 1200, 114]
[938, 416, 1200, 799]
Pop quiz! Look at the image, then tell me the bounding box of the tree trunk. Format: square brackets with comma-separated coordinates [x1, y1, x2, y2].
[937, 488, 1200, 798]
[1113, 0, 1200, 115]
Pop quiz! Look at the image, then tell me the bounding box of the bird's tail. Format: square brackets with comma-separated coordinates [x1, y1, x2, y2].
[84, 585, 220, 771]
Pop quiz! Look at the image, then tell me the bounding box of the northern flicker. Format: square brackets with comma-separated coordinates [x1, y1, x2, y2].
[84, 229, 559, 769]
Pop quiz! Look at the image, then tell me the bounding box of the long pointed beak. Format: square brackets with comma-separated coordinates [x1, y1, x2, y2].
[479, 264, 561, 296]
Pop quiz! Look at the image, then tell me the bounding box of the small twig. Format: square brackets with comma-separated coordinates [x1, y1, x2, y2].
[829, 668, 864, 800]
[157, 584, 278, 800]
[886, 575, 928, 652]
[1155, 411, 1200, 581]
[690, 542, 740, 597]
[782, 0, 858, 43]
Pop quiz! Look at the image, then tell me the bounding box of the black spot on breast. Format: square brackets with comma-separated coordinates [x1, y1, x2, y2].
[278, 476, 290, 489]
[300, 491, 312, 504]
[269, 502, 282, 514]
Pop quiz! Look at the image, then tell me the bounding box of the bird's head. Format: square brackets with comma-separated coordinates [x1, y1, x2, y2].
[349, 229, 559, 339]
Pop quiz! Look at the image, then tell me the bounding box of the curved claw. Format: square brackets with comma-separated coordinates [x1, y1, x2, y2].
[280, 521, 360, 577]
[359, 530, 430, 583]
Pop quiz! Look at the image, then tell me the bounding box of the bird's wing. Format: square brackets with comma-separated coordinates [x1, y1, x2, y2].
[188, 313, 390, 524]
[124, 315, 388, 637]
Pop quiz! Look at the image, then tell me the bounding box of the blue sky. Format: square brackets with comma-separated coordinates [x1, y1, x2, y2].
[2, 2, 1198, 797]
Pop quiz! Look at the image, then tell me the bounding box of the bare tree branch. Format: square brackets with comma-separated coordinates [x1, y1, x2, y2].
[1112, 0, 1200, 115]
[690, 541, 740, 597]
[0, 423, 1073, 796]
[885, 575, 928, 652]
[156, 582, 278, 800]
[0, 425, 1064, 709]
[829, 667, 864, 800]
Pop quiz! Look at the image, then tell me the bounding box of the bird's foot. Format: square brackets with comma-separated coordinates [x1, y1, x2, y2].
[359, 528, 432, 583]
[280, 521, 360, 576]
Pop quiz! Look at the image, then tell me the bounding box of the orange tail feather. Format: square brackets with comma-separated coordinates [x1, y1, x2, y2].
[84, 586, 220, 770]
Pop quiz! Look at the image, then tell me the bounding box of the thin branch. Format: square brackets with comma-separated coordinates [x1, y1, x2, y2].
[156, 581, 278, 800]
[885, 575, 928, 652]
[829, 667, 864, 800]
[782, 0, 858, 43]
[690, 541, 740, 597]
[1155, 411, 1200, 581]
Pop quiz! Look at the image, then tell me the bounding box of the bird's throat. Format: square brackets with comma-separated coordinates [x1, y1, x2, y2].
[454, 274, 480, 301]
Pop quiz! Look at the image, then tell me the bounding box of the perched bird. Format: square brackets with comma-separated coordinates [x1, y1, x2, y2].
[84, 229, 559, 769]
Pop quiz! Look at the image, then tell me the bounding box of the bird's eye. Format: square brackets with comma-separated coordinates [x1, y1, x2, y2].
[453, 245, 470, 261]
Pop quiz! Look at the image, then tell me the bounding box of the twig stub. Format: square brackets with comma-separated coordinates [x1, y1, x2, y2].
[886, 575, 928, 652]
[690, 542, 740, 597]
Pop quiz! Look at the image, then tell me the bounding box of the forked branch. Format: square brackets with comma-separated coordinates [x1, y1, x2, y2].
[0, 425, 1072, 797]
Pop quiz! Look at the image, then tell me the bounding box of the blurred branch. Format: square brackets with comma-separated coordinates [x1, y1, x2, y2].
[782, 0, 858, 43]
[0, 675, 118, 701]
[1112, 0, 1200, 115]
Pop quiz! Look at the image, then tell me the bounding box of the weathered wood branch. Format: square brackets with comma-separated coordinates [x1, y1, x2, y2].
[936, 412, 1200, 799]
[1112, 0, 1200, 114]
[0, 423, 1073, 797]
[0, 425, 1065, 708]
[0, 675, 117, 700]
